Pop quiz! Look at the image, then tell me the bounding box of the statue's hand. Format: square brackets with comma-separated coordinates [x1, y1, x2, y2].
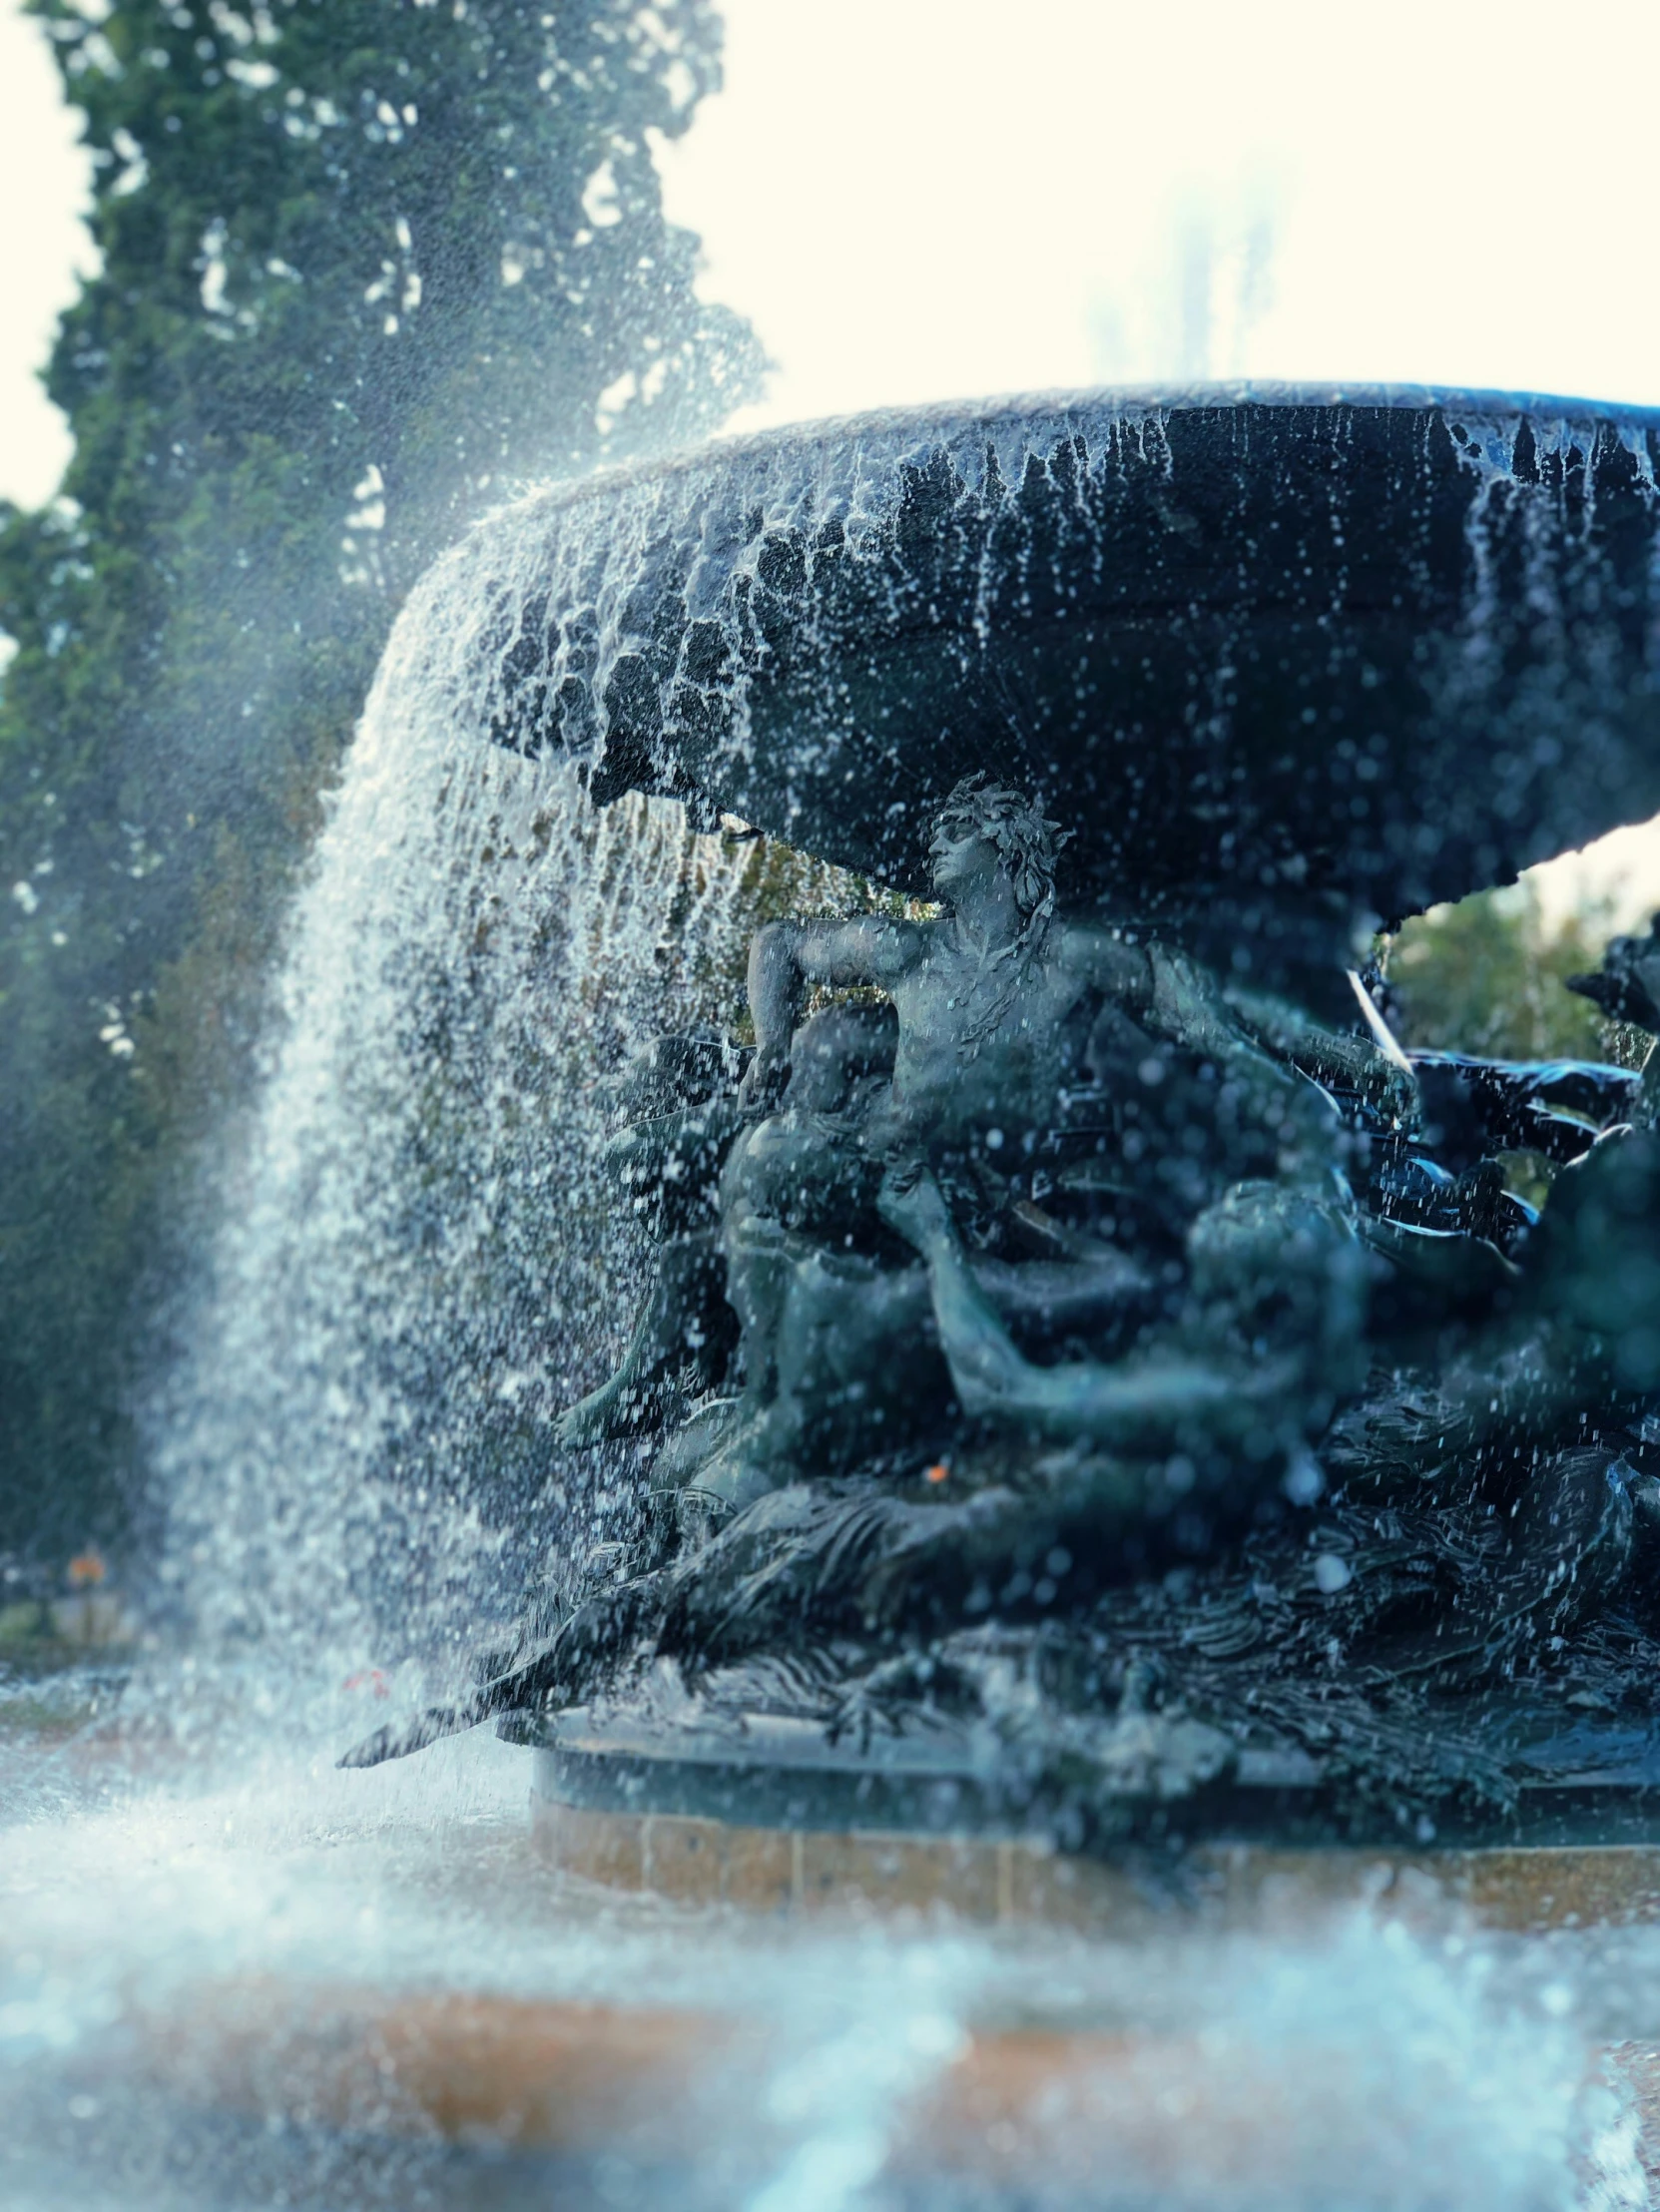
[555, 1378, 651, 1448]
[738, 1043, 791, 1117]
[875, 1160, 952, 1251]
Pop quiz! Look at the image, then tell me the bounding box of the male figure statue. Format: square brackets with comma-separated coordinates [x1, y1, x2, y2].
[741, 777, 1369, 1465]
[742, 779, 1143, 1157]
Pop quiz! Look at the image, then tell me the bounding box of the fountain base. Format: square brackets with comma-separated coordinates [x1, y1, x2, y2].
[517, 1702, 1660, 1930]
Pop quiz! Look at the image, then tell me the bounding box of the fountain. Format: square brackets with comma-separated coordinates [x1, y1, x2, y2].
[17, 384, 1660, 2209]
[308, 383, 1660, 1907]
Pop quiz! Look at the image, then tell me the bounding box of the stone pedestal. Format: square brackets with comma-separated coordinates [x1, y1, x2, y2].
[519, 1701, 1660, 1930]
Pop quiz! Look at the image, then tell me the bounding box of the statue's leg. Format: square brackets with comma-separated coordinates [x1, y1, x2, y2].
[555, 1231, 731, 1446]
[879, 1165, 1304, 1448]
[973, 1249, 1155, 1339]
[687, 1245, 942, 1510]
[1185, 1179, 1369, 1396]
[875, 1166, 1036, 1410]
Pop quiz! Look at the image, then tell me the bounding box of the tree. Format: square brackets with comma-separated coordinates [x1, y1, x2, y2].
[1385, 881, 1637, 1066]
[0, 0, 759, 1563]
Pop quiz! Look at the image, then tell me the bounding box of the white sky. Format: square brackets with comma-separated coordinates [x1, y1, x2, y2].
[659, 0, 1660, 433]
[0, 1, 91, 510]
[4, 0, 1660, 915]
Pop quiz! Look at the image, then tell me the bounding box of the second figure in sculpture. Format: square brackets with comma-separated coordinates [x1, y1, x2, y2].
[563, 778, 1372, 1519]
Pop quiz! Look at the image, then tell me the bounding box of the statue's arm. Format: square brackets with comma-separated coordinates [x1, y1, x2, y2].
[1227, 985, 1416, 1120]
[1064, 922, 1154, 1010]
[745, 917, 920, 1092]
[554, 1232, 733, 1446]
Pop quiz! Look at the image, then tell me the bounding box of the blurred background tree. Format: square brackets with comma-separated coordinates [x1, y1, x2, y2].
[0, 0, 759, 1565]
[1384, 880, 1640, 1066]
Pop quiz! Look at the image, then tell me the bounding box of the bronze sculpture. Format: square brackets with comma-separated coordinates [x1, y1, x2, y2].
[345, 388, 1660, 1843]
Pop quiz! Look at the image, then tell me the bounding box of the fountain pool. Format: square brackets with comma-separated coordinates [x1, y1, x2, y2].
[5, 1702, 1658, 2209]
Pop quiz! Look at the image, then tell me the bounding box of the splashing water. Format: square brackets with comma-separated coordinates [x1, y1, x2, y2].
[149, 511, 771, 1715]
[0, 1723, 1651, 2211]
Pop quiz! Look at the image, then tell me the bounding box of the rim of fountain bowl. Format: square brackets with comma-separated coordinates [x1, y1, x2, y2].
[491, 379, 1660, 517]
[458, 380, 1660, 971]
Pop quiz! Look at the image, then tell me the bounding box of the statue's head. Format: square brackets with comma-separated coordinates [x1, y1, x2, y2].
[927, 776, 1063, 929]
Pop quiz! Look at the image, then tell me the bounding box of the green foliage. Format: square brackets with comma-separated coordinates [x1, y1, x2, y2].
[1385, 880, 1644, 1067]
[0, 0, 759, 1562]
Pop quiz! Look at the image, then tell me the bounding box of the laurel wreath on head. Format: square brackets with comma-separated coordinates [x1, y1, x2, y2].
[930, 776, 1071, 1050]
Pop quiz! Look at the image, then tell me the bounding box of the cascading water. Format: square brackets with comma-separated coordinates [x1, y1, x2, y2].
[151, 511, 759, 1700]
